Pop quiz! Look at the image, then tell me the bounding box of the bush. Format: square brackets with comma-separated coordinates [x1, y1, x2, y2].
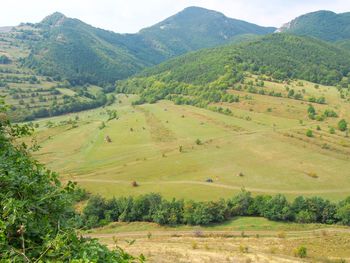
[0, 55, 11, 64]
[294, 246, 307, 258]
[306, 130, 313, 137]
[195, 139, 202, 145]
[338, 119, 348, 131]
[336, 198, 350, 225]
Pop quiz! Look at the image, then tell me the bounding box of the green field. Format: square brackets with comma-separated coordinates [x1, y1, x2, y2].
[85, 217, 345, 234]
[30, 78, 350, 201]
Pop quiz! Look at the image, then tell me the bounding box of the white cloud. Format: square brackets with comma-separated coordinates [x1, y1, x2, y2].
[1, 0, 350, 33]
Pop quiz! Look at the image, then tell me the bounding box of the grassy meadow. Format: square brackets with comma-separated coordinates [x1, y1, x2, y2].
[30, 78, 350, 201]
[85, 217, 350, 262]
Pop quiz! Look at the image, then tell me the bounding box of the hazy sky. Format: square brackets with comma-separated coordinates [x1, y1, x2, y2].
[1, 0, 350, 33]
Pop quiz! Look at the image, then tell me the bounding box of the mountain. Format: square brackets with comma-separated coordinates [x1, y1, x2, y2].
[140, 6, 276, 56]
[23, 12, 167, 85]
[277, 10, 350, 42]
[20, 8, 275, 85]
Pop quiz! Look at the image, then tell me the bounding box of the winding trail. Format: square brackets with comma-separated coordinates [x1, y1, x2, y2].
[73, 178, 350, 195]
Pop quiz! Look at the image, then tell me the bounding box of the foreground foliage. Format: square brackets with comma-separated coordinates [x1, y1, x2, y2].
[0, 99, 142, 262]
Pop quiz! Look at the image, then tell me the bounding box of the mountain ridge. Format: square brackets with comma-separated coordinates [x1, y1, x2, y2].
[13, 7, 276, 84]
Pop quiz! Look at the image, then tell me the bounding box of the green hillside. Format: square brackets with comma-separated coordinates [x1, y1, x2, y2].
[23, 13, 166, 85]
[118, 34, 350, 107]
[0, 25, 116, 122]
[278, 10, 350, 42]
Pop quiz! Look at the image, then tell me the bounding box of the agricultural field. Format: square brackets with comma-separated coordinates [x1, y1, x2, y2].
[30, 77, 350, 202]
[85, 217, 350, 262]
[0, 27, 111, 122]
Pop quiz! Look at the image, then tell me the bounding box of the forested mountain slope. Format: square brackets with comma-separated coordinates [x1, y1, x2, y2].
[23, 12, 166, 85]
[134, 33, 350, 86]
[277, 10, 350, 42]
[118, 34, 350, 106]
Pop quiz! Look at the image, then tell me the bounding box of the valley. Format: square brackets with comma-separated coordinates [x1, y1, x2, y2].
[2, 4, 350, 262]
[31, 77, 350, 201]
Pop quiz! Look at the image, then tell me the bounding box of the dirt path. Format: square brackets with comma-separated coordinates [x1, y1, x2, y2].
[85, 227, 350, 239]
[73, 178, 350, 195]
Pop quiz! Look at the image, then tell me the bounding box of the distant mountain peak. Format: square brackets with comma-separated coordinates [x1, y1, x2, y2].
[176, 6, 225, 18]
[41, 12, 67, 27]
[182, 6, 221, 13]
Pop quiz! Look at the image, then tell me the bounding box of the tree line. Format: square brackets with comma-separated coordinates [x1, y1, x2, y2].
[81, 191, 350, 228]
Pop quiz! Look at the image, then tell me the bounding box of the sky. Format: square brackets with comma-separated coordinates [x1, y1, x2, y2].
[1, 0, 350, 33]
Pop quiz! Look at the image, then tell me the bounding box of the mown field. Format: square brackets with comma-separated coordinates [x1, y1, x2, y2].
[0, 27, 110, 122]
[30, 77, 350, 201]
[85, 217, 350, 262]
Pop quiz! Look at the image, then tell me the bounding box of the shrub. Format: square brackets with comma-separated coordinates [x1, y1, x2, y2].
[307, 104, 316, 115]
[296, 211, 317, 223]
[336, 198, 350, 225]
[338, 119, 348, 132]
[99, 121, 106, 130]
[147, 232, 152, 239]
[195, 139, 202, 145]
[294, 246, 307, 258]
[324, 109, 338, 118]
[306, 130, 313, 137]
